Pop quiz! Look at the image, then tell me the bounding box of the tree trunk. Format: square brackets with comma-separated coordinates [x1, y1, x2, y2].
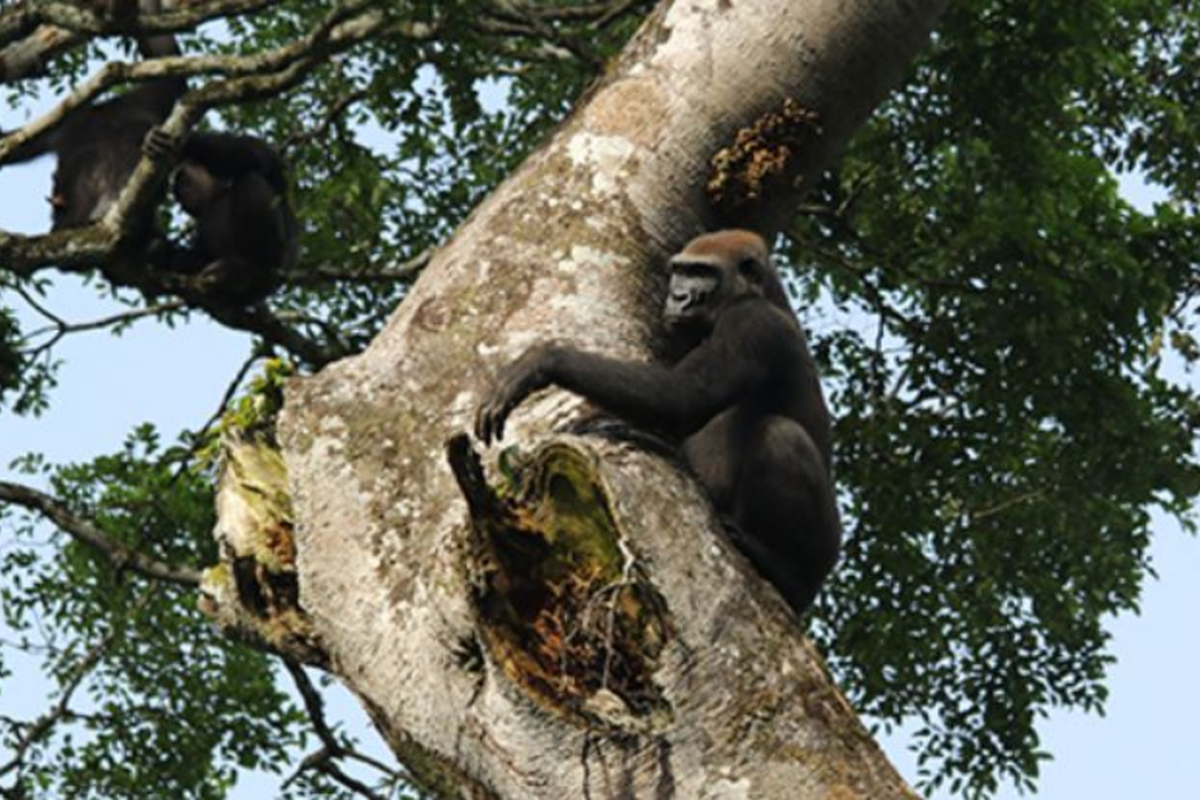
[206, 1, 948, 797]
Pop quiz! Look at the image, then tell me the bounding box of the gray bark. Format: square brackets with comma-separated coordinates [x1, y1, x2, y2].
[210, 1, 949, 797]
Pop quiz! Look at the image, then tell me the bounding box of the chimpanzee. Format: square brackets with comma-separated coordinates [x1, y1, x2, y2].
[0, 0, 184, 230]
[144, 128, 299, 307]
[475, 229, 842, 616]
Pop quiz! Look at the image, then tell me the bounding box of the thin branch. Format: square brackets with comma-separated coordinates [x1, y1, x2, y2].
[281, 659, 400, 799]
[8, 257, 338, 367]
[26, 299, 185, 338]
[11, 283, 66, 330]
[0, 480, 202, 587]
[200, 302, 346, 368]
[197, 348, 267, 439]
[170, 345, 267, 479]
[477, 0, 650, 68]
[73, 262, 345, 366]
[281, 746, 328, 790]
[285, 247, 433, 286]
[492, 45, 574, 72]
[316, 761, 387, 800]
[283, 87, 370, 154]
[970, 489, 1047, 523]
[285, 659, 343, 754]
[787, 231, 923, 336]
[479, 1, 601, 68]
[0, 634, 112, 779]
[885, 351, 919, 404]
[793, 180, 982, 295]
[339, 747, 400, 780]
[273, 309, 355, 352]
[22, 299, 187, 360]
[286, 657, 399, 776]
[0, 590, 153, 783]
[589, 0, 649, 29]
[490, 0, 639, 24]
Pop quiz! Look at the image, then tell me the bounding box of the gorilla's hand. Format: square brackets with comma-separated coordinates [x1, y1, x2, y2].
[474, 344, 561, 445]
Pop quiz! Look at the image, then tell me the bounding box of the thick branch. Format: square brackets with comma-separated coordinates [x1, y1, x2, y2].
[275, 1, 948, 797]
[0, 480, 202, 587]
[0, 1, 102, 47]
[0, 0, 280, 46]
[0, 22, 81, 82]
[0, 0, 404, 282]
[202, 303, 347, 368]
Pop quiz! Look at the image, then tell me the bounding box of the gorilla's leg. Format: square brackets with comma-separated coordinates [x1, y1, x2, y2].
[730, 415, 841, 615]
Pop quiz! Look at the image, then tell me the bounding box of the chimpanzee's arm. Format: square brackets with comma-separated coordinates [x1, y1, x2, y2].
[475, 300, 787, 444]
[182, 133, 288, 192]
[0, 125, 57, 166]
[146, 236, 209, 276]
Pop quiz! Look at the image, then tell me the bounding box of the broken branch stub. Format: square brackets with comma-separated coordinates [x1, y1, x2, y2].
[202, 433, 327, 667]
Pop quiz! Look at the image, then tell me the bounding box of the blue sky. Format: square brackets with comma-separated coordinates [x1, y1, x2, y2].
[1, 136, 1197, 798]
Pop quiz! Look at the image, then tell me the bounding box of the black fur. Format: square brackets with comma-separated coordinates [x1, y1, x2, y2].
[475, 230, 841, 616]
[1, 0, 184, 230]
[147, 130, 299, 306]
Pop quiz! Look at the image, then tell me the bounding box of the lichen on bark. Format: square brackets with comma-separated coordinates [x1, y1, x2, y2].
[200, 433, 327, 667]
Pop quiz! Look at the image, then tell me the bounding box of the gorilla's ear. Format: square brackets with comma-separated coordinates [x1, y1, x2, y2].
[738, 257, 764, 286]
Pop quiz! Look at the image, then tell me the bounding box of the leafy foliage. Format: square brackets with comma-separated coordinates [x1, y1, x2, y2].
[0, 0, 1197, 798]
[194, 358, 295, 467]
[0, 305, 23, 405]
[0, 2, 641, 797]
[1, 427, 305, 797]
[789, 0, 1200, 795]
[0, 276, 61, 416]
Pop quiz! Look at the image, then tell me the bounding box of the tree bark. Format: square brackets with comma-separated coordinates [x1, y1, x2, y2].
[208, 1, 948, 797]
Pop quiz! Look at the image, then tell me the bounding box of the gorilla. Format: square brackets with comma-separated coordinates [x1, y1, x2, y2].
[476, 230, 841, 616]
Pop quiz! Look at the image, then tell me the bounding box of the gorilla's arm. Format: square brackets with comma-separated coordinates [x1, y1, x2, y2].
[475, 299, 787, 444]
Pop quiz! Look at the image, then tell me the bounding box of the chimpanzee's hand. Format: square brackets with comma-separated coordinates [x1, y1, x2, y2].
[474, 344, 560, 445]
[143, 126, 180, 160]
